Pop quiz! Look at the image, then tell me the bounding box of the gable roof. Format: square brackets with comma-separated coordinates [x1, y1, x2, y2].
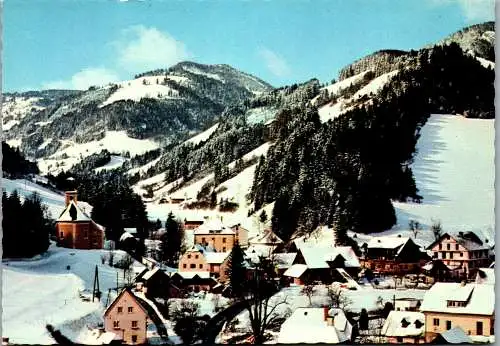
[367, 236, 409, 250]
[436, 327, 473, 344]
[420, 282, 494, 315]
[57, 200, 92, 222]
[104, 288, 149, 317]
[297, 246, 360, 269]
[171, 271, 211, 279]
[283, 264, 308, 278]
[426, 231, 491, 251]
[381, 311, 425, 337]
[249, 229, 283, 245]
[278, 307, 352, 344]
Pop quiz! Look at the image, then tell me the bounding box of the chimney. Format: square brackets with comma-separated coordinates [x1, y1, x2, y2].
[323, 306, 329, 321]
[65, 191, 78, 206]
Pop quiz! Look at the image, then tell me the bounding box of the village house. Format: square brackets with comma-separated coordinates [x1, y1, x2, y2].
[426, 231, 492, 279]
[394, 297, 422, 312]
[169, 271, 218, 293]
[419, 281, 495, 343]
[134, 267, 181, 299]
[284, 246, 360, 285]
[104, 289, 149, 345]
[381, 310, 425, 344]
[56, 191, 105, 249]
[278, 307, 353, 344]
[178, 245, 231, 282]
[193, 219, 247, 252]
[182, 217, 205, 231]
[360, 236, 428, 275]
[246, 229, 284, 258]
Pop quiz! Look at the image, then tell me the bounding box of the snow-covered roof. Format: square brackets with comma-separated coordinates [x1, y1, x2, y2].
[298, 246, 360, 269]
[205, 252, 230, 264]
[381, 311, 425, 337]
[186, 244, 206, 253]
[193, 219, 235, 235]
[57, 200, 92, 222]
[283, 264, 308, 278]
[367, 236, 409, 249]
[119, 232, 134, 242]
[142, 267, 160, 281]
[173, 271, 211, 279]
[278, 308, 352, 344]
[438, 327, 472, 344]
[248, 229, 283, 245]
[475, 268, 495, 285]
[124, 227, 137, 234]
[245, 244, 276, 258]
[420, 282, 494, 315]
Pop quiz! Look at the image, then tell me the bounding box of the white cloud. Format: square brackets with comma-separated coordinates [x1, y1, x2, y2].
[115, 25, 190, 73]
[258, 48, 291, 78]
[427, 0, 494, 22]
[42, 67, 120, 90]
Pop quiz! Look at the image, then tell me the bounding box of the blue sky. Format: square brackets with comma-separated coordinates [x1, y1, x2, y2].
[3, 0, 495, 91]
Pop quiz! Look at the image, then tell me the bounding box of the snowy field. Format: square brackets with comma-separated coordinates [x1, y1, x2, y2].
[391, 114, 495, 245]
[184, 123, 219, 146]
[38, 131, 160, 175]
[2, 244, 145, 344]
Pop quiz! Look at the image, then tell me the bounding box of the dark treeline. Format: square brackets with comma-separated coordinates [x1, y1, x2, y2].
[251, 43, 494, 243]
[2, 191, 53, 258]
[2, 141, 39, 177]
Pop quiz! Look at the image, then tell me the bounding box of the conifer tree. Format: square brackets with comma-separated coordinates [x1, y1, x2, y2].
[225, 242, 246, 297]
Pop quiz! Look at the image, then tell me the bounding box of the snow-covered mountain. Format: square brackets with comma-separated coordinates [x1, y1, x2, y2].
[2, 61, 273, 175]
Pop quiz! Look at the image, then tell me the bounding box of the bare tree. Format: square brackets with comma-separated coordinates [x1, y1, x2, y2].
[409, 219, 421, 239]
[301, 285, 315, 306]
[242, 256, 288, 344]
[431, 219, 443, 240]
[327, 284, 352, 311]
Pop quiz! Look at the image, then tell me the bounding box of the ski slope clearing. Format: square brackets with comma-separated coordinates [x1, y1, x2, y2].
[94, 155, 127, 173]
[184, 123, 219, 146]
[2, 244, 145, 344]
[0, 177, 95, 219]
[2, 96, 45, 131]
[475, 56, 495, 69]
[353, 70, 398, 99]
[318, 101, 349, 123]
[38, 131, 159, 175]
[392, 114, 495, 245]
[312, 71, 370, 105]
[100, 75, 181, 107]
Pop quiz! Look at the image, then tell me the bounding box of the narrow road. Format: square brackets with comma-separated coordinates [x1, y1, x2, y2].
[201, 299, 249, 345]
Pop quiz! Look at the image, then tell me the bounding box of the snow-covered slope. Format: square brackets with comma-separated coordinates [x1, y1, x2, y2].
[353, 70, 398, 99]
[100, 76, 181, 107]
[38, 131, 159, 175]
[391, 114, 495, 244]
[94, 155, 127, 173]
[2, 245, 145, 344]
[2, 96, 46, 131]
[184, 123, 219, 146]
[1, 177, 95, 219]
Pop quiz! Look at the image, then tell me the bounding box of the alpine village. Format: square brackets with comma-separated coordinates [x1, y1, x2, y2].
[1, 15, 496, 346]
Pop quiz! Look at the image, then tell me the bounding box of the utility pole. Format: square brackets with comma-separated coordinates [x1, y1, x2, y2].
[92, 265, 101, 302]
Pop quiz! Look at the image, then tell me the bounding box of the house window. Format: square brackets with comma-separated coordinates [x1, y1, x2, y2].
[132, 321, 138, 329]
[460, 252, 463, 257]
[113, 321, 120, 329]
[117, 307, 123, 313]
[183, 264, 187, 269]
[199, 264, 203, 269]
[439, 244, 442, 250]
[447, 244, 450, 250]
[433, 318, 439, 326]
[202, 237, 205, 243]
[131, 335, 137, 343]
[396, 337, 403, 342]
[455, 244, 459, 250]
[128, 307, 133, 313]
[195, 255, 199, 259]
[84, 230, 88, 238]
[60, 232, 64, 238]
[187, 254, 191, 259]
[477, 321, 483, 335]
[222, 247, 226, 252]
[190, 263, 196, 269]
[212, 237, 215, 241]
[222, 238, 226, 243]
[446, 321, 452, 330]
